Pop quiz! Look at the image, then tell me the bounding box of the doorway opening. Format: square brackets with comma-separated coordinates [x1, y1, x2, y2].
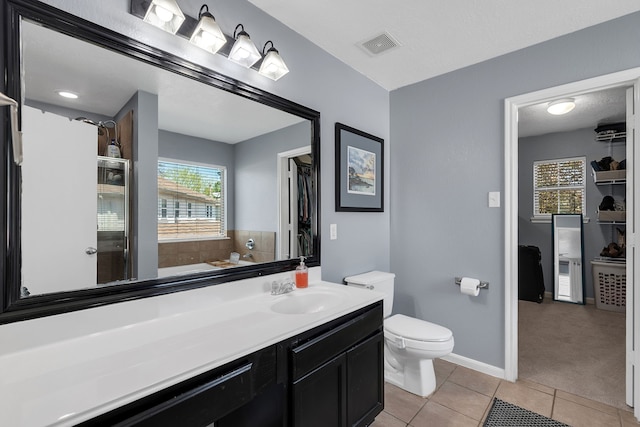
[504, 68, 640, 417]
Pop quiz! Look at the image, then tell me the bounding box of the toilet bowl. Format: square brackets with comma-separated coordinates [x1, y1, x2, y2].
[344, 271, 455, 397]
[384, 314, 454, 396]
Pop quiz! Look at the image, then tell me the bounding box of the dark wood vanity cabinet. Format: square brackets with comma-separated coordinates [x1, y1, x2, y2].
[289, 302, 384, 427]
[78, 346, 280, 427]
[78, 302, 383, 427]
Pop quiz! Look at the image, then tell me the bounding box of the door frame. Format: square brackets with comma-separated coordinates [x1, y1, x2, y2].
[504, 67, 640, 414]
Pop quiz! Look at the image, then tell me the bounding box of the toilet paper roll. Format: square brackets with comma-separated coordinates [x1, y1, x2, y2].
[460, 277, 480, 296]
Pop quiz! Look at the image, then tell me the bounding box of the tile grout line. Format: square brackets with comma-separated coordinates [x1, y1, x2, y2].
[405, 364, 458, 426]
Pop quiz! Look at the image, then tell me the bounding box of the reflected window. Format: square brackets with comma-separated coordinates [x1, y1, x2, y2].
[533, 156, 586, 218]
[161, 199, 167, 218]
[158, 159, 226, 240]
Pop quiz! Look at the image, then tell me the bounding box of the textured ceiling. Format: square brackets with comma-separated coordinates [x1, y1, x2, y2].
[249, 0, 640, 91]
[519, 87, 628, 138]
[249, 0, 639, 136]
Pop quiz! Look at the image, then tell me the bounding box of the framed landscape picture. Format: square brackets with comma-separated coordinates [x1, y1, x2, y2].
[335, 123, 384, 212]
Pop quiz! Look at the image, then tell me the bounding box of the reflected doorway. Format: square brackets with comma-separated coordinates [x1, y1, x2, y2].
[278, 147, 312, 260]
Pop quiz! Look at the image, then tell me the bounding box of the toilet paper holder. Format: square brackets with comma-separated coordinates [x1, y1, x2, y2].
[454, 277, 489, 290]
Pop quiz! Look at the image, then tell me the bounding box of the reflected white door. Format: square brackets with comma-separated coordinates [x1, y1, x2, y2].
[627, 82, 640, 412]
[21, 106, 97, 295]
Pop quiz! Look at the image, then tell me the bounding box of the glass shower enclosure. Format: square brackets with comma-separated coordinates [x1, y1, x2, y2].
[97, 156, 130, 284]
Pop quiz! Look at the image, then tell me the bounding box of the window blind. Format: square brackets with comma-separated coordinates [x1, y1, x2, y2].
[157, 160, 226, 240]
[533, 157, 585, 217]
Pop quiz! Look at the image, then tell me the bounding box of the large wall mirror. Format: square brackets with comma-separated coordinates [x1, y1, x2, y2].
[0, 0, 320, 323]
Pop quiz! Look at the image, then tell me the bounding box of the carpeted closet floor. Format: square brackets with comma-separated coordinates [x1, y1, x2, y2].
[518, 298, 627, 411]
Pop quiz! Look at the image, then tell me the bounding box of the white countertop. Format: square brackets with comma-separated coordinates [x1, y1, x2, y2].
[0, 267, 383, 426]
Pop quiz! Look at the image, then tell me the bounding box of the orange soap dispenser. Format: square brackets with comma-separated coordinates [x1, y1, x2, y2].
[295, 256, 308, 288]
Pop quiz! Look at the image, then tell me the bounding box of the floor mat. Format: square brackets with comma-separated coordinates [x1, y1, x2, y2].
[483, 398, 569, 426]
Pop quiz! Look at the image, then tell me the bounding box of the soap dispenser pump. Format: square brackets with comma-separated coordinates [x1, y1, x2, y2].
[295, 256, 308, 288]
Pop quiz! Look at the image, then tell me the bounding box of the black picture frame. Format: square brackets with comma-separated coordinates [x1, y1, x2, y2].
[335, 123, 384, 212]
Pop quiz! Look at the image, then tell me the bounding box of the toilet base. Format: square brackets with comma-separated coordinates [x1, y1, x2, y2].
[384, 356, 437, 397]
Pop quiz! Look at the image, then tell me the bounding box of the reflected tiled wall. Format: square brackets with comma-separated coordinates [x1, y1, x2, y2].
[233, 230, 276, 264]
[158, 230, 276, 268]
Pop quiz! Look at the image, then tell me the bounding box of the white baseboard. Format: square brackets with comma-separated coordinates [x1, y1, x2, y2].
[441, 353, 506, 380]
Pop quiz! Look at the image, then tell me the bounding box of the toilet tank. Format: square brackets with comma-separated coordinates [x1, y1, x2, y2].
[344, 271, 395, 317]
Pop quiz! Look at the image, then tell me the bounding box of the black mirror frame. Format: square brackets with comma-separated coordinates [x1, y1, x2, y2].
[0, 0, 320, 324]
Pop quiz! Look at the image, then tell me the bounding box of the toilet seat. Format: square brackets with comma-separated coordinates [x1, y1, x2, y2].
[384, 314, 452, 342]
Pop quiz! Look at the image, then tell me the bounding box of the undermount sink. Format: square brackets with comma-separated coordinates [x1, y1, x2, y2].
[270, 290, 343, 315]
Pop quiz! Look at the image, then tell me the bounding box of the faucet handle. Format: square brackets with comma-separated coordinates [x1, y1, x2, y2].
[271, 280, 280, 295]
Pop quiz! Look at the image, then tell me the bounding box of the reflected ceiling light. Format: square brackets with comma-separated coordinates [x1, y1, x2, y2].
[57, 90, 78, 99]
[143, 0, 185, 34]
[189, 5, 226, 54]
[258, 41, 289, 81]
[547, 98, 576, 115]
[228, 24, 261, 68]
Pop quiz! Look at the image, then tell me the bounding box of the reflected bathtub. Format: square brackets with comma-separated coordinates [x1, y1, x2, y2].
[157, 260, 253, 278]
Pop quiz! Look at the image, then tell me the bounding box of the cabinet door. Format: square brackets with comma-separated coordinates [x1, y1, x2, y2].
[292, 353, 347, 427]
[347, 331, 384, 427]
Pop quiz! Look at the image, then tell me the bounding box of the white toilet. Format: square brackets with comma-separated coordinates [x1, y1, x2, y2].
[344, 271, 454, 397]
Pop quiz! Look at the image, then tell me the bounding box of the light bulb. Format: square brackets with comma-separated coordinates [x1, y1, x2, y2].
[154, 5, 173, 23]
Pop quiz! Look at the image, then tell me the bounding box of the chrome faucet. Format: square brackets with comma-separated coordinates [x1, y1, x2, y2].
[271, 280, 295, 295]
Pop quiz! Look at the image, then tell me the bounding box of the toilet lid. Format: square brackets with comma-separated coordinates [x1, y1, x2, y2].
[385, 314, 452, 342]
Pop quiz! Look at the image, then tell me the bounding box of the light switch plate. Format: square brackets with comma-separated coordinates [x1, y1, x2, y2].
[330, 223, 338, 240]
[488, 192, 500, 208]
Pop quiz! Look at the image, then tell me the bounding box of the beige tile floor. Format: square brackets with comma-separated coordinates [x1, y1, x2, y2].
[371, 359, 640, 427]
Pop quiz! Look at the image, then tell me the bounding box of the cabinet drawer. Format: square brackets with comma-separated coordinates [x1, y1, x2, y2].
[119, 363, 255, 427]
[80, 345, 277, 427]
[291, 303, 382, 380]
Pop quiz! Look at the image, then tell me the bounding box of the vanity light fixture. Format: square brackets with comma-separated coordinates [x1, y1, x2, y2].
[258, 41, 289, 81]
[189, 5, 226, 54]
[143, 0, 185, 35]
[228, 24, 261, 69]
[0, 92, 23, 165]
[547, 98, 576, 115]
[131, 1, 290, 80]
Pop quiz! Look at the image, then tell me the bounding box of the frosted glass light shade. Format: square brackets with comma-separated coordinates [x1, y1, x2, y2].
[143, 0, 185, 34]
[189, 14, 226, 54]
[547, 99, 576, 115]
[259, 49, 289, 81]
[229, 33, 261, 68]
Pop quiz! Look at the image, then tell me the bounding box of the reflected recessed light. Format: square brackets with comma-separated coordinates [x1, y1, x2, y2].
[57, 91, 78, 99]
[547, 98, 575, 115]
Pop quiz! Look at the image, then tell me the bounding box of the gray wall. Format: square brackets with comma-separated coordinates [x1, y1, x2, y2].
[519, 128, 627, 300]
[158, 129, 236, 229]
[390, 11, 640, 368]
[123, 90, 159, 281]
[39, 0, 390, 285]
[235, 121, 310, 232]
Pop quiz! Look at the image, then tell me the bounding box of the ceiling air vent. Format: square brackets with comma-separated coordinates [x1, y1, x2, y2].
[359, 32, 400, 56]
